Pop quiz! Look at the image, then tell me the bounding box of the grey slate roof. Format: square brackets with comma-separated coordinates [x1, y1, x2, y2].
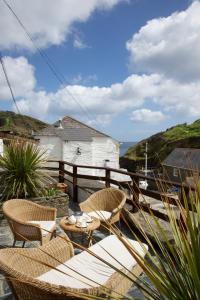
[162, 148, 200, 171]
[34, 116, 113, 142]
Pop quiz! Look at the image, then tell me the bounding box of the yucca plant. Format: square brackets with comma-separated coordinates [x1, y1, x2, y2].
[0, 140, 54, 199]
[117, 181, 200, 300]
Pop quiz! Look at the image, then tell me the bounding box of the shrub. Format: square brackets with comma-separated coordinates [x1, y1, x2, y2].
[0, 141, 53, 199]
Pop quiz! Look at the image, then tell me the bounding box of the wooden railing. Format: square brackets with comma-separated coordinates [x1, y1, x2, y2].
[45, 160, 194, 222]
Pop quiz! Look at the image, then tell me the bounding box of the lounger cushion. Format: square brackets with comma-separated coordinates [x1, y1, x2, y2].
[29, 221, 56, 236]
[37, 235, 148, 289]
[87, 210, 112, 221]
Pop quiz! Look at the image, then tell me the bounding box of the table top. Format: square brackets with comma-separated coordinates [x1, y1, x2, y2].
[60, 216, 100, 233]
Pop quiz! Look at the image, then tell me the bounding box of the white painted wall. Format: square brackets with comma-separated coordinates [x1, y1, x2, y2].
[92, 137, 119, 176]
[0, 139, 3, 156]
[63, 141, 93, 175]
[35, 136, 62, 169]
[35, 135, 119, 176]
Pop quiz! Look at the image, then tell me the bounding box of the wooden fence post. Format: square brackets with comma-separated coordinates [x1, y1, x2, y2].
[131, 175, 140, 212]
[105, 169, 111, 188]
[73, 165, 78, 202]
[59, 161, 65, 183]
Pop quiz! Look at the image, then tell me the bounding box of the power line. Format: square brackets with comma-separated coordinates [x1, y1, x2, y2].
[3, 0, 103, 130]
[0, 51, 21, 115]
[0, 51, 37, 134]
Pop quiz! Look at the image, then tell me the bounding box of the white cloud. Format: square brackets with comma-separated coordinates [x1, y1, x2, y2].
[73, 35, 88, 49]
[130, 109, 166, 123]
[0, 0, 124, 51]
[14, 70, 200, 124]
[70, 73, 97, 85]
[87, 114, 113, 126]
[126, 1, 200, 82]
[15, 73, 161, 121]
[0, 56, 36, 100]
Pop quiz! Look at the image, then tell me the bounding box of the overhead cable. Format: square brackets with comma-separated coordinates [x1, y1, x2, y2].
[3, 0, 103, 130]
[0, 51, 37, 134]
[0, 51, 21, 115]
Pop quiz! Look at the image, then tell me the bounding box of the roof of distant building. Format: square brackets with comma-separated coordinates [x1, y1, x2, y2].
[34, 116, 117, 142]
[162, 148, 200, 171]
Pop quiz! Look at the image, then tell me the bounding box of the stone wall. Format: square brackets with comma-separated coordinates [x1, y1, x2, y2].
[63, 141, 93, 175]
[30, 194, 69, 217]
[92, 137, 119, 176]
[35, 136, 62, 162]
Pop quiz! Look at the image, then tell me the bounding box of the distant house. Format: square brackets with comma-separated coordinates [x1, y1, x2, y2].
[0, 139, 3, 156]
[34, 116, 119, 175]
[162, 148, 200, 183]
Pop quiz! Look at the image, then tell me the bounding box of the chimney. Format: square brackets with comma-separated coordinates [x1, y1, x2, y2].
[58, 119, 63, 129]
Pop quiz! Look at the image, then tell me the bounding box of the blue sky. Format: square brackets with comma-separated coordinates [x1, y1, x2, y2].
[0, 0, 200, 141]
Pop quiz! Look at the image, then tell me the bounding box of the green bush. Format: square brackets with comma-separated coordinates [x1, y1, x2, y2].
[0, 141, 54, 199]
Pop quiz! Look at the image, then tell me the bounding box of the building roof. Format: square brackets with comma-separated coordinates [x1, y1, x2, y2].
[162, 148, 200, 171]
[34, 116, 115, 142]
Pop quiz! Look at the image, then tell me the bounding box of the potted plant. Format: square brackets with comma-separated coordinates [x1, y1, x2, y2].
[0, 141, 69, 217]
[31, 185, 69, 217]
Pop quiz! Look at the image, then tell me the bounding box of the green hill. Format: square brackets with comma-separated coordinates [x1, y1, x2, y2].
[0, 111, 48, 138]
[121, 119, 200, 170]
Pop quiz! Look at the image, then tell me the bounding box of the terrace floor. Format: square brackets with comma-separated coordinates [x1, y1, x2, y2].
[0, 200, 151, 300]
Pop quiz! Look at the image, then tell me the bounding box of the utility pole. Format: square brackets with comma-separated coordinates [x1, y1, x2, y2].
[144, 142, 148, 177]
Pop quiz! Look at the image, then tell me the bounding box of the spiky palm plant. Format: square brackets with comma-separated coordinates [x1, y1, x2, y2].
[0, 141, 53, 199]
[117, 183, 200, 300]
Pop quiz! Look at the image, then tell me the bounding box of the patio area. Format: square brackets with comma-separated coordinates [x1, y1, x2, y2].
[0, 200, 148, 300]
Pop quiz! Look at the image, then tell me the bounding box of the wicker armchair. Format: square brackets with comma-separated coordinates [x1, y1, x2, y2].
[79, 188, 126, 226]
[3, 199, 57, 246]
[0, 234, 147, 300]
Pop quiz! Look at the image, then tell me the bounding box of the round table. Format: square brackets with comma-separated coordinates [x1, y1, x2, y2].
[60, 216, 100, 247]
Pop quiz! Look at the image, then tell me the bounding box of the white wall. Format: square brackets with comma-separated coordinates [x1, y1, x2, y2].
[92, 137, 119, 176]
[35, 135, 119, 177]
[35, 136, 62, 169]
[63, 141, 93, 175]
[0, 139, 3, 156]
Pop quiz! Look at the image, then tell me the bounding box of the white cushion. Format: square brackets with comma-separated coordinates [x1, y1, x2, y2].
[37, 235, 148, 289]
[29, 221, 56, 236]
[87, 210, 112, 221]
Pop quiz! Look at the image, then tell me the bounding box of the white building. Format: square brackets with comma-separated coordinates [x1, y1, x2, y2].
[34, 116, 119, 175]
[0, 139, 3, 156]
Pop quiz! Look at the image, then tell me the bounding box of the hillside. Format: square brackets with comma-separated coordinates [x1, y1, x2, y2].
[0, 111, 48, 138]
[121, 119, 200, 170]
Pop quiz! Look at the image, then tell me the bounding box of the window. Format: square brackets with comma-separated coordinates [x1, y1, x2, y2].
[173, 168, 179, 177]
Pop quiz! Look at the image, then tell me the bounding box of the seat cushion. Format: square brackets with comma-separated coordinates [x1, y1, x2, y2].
[29, 221, 56, 236]
[37, 235, 148, 289]
[87, 210, 112, 221]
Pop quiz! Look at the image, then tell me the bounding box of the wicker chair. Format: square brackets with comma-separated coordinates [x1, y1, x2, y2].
[0, 234, 147, 300]
[79, 188, 126, 227]
[3, 199, 57, 247]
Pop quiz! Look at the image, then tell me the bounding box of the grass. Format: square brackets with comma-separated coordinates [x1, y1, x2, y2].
[164, 121, 200, 141]
[0, 110, 47, 137]
[124, 119, 200, 164]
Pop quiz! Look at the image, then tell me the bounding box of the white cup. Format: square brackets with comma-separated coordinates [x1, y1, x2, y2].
[82, 213, 92, 223]
[67, 215, 76, 224]
[76, 216, 84, 223]
[77, 220, 87, 228]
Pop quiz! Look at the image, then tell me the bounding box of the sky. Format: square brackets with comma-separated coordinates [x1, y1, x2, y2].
[0, 0, 200, 141]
